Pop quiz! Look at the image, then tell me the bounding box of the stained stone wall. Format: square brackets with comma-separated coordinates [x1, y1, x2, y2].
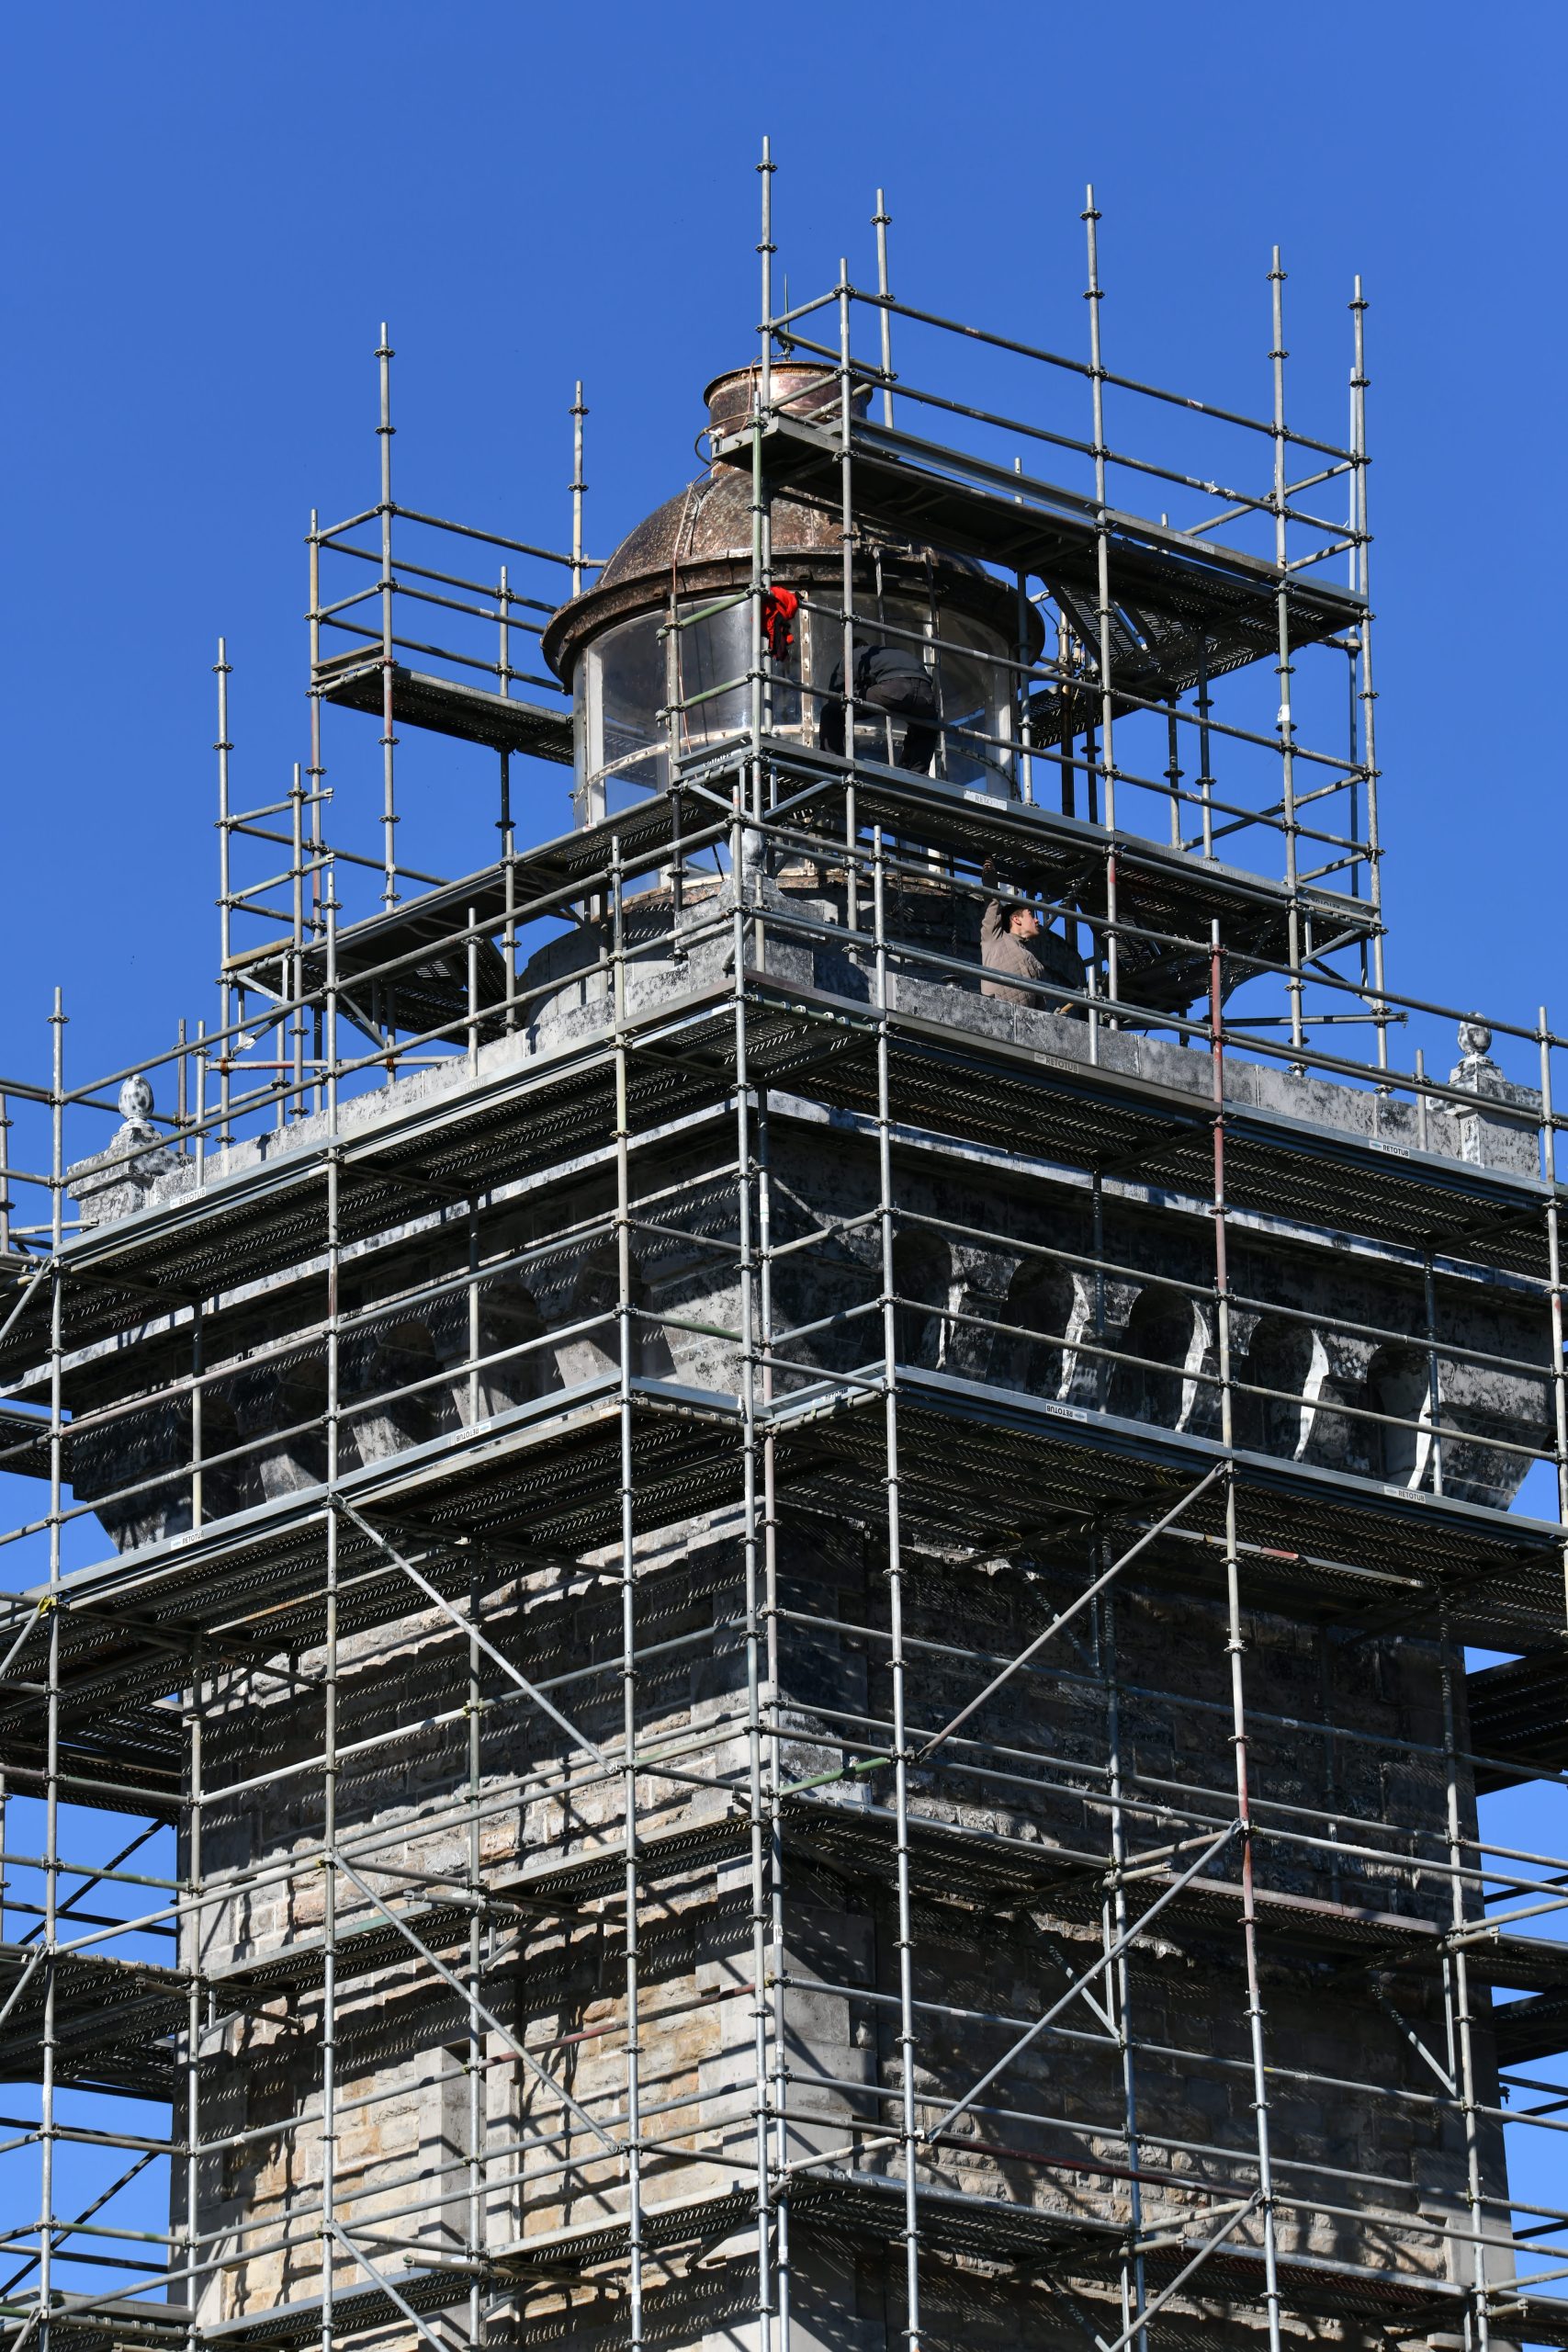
[57, 911, 1548, 2349]
[169, 1503, 1504, 2350]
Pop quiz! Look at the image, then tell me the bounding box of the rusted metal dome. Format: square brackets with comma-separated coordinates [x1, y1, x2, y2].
[541, 362, 1038, 683]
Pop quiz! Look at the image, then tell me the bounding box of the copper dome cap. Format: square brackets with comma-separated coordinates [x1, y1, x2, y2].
[541, 364, 1041, 682]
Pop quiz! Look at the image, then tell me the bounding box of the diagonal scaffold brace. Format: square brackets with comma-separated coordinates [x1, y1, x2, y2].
[330, 1850, 623, 2156]
[916, 1462, 1226, 1763]
[335, 1498, 608, 1763]
[925, 1815, 1242, 2139]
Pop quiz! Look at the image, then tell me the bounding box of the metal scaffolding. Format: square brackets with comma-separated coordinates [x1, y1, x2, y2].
[4, 159, 1568, 2352]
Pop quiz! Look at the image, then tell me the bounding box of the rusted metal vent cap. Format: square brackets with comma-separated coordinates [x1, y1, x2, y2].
[699, 358, 863, 438]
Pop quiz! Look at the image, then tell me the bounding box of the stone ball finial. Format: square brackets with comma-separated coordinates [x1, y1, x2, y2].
[1457, 1016, 1493, 1062]
[118, 1073, 154, 1125]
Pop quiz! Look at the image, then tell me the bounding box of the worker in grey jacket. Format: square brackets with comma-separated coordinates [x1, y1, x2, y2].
[980, 858, 1085, 1012]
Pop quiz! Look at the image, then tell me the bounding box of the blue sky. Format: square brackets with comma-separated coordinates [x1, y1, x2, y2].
[2, 3, 1562, 1091]
[1, 0, 1564, 2319]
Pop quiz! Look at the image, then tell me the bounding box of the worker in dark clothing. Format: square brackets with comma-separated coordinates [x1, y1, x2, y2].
[818, 640, 940, 772]
[980, 857, 1086, 1013]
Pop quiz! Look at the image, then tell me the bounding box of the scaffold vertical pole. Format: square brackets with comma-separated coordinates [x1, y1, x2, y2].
[1424, 1246, 1445, 1497]
[376, 325, 398, 910]
[758, 138, 775, 407]
[1058, 611, 1077, 826]
[214, 640, 233, 1154]
[840, 262, 859, 937]
[1269, 247, 1305, 1062]
[1083, 188, 1120, 1021]
[290, 761, 307, 1117]
[1015, 573, 1035, 805]
[571, 381, 587, 601]
[1212, 927, 1283, 2352]
[756, 1065, 791, 2346]
[1196, 639, 1214, 858]
[466, 1565, 484, 2348]
[1438, 1607, 1494, 2351]
[307, 514, 326, 1109]
[1539, 1012, 1568, 1611]
[307, 503, 326, 930]
[183, 1645, 204, 2350]
[874, 828, 922, 2351]
[1099, 1587, 1148, 2352]
[320, 874, 342, 2352]
[874, 189, 894, 428]
[741, 210, 778, 2343]
[498, 561, 513, 854]
[611, 829, 648, 2347]
[1165, 691, 1182, 849]
[1349, 277, 1388, 1066]
[728, 804, 774, 2346]
[38, 987, 67, 2352]
[750, 348, 767, 834]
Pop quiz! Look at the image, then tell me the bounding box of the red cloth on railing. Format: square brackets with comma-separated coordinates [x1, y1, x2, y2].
[761, 586, 798, 662]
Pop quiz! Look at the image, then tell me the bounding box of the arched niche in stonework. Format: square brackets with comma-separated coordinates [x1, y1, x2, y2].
[1108, 1283, 1196, 1430]
[990, 1255, 1076, 1402]
[890, 1227, 953, 1373]
[1234, 1314, 1315, 1463]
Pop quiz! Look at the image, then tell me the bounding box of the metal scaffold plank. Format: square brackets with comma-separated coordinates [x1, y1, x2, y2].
[229, 750, 1382, 1045]
[313, 650, 574, 763]
[0, 1373, 746, 1734]
[769, 1364, 1565, 1646]
[5, 1339, 1563, 1760]
[223, 787, 728, 1032]
[712, 411, 1363, 681]
[1467, 1648, 1568, 1789]
[13, 1780, 1564, 2108]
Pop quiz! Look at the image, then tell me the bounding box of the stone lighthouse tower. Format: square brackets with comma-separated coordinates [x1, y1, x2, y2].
[5, 204, 1568, 2352]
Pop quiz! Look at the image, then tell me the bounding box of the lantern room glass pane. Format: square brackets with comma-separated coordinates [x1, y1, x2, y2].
[577, 593, 1013, 818]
